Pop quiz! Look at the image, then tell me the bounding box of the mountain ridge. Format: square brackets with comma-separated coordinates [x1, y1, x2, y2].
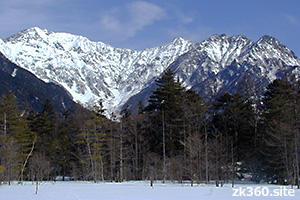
[1, 27, 300, 116]
[1, 27, 194, 115]
[125, 34, 300, 110]
[0, 51, 75, 112]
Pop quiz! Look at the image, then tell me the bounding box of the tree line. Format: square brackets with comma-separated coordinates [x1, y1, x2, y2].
[0, 69, 299, 188]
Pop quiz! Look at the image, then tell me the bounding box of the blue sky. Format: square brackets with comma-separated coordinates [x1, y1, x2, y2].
[1, 0, 300, 56]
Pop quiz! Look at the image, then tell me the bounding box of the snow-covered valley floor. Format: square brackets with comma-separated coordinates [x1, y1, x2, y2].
[0, 181, 299, 200]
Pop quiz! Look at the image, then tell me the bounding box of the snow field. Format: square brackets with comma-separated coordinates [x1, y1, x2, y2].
[0, 181, 299, 200]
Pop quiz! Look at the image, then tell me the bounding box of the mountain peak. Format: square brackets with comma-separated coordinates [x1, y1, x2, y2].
[25, 26, 46, 33]
[252, 35, 299, 64]
[230, 34, 250, 40]
[1, 28, 193, 116]
[170, 37, 192, 46]
[209, 33, 228, 41]
[256, 35, 290, 51]
[4, 27, 49, 43]
[257, 35, 279, 44]
[2, 28, 300, 118]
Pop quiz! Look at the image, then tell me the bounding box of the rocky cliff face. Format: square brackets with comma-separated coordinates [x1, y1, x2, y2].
[0, 27, 194, 115]
[0, 51, 75, 112]
[126, 34, 300, 109]
[1, 28, 299, 116]
[170, 34, 300, 96]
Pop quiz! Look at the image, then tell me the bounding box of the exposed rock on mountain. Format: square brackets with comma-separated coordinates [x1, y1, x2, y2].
[0, 27, 194, 114]
[0, 51, 75, 113]
[126, 34, 300, 109]
[1, 28, 299, 116]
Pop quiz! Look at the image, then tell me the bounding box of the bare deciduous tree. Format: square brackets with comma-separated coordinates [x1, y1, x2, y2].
[29, 153, 53, 194]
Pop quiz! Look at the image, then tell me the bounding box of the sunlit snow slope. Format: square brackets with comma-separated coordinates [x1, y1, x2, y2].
[1, 28, 300, 116]
[0, 27, 194, 115]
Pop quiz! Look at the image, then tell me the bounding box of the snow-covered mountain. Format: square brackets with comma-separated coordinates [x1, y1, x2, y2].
[126, 34, 300, 109]
[0, 51, 75, 112]
[0, 27, 194, 115]
[171, 34, 300, 94]
[1, 27, 300, 116]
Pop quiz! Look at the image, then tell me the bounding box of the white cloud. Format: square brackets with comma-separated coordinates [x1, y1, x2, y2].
[173, 9, 193, 24]
[100, 8, 123, 32]
[283, 14, 300, 26]
[128, 1, 166, 27]
[99, 1, 166, 40]
[0, 0, 67, 38]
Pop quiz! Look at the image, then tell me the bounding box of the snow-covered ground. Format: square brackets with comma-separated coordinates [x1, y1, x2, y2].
[0, 181, 299, 200]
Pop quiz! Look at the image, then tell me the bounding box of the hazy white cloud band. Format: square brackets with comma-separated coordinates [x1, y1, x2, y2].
[99, 1, 166, 40]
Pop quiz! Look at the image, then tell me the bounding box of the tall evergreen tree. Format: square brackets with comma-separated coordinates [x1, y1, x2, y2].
[0, 92, 22, 136]
[181, 89, 207, 182]
[211, 92, 256, 182]
[0, 92, 35, 183]
[29, 99, 60, 179]
[261, 79, 300, 185]
[145, 69, 209, 181]
[76, 100, 108, 181]
[146, 69, 186, 157]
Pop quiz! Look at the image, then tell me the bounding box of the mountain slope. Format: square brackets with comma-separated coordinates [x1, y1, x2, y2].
[0, 27, 194, 115]
[0, 50, 75, 113]
[1, 28, 300, 116]
[126, 34, 300, 109]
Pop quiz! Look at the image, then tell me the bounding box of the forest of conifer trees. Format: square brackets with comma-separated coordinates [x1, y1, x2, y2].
[0, 69, 300, 188]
